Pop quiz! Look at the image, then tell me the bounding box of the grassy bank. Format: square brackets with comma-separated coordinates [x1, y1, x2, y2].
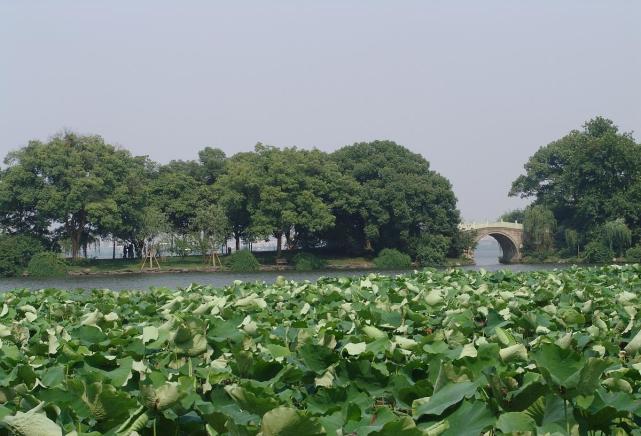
[65, 251, 473, 276]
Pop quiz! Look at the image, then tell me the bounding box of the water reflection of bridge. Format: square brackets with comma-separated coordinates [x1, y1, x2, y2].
[459, 221, 524, 263]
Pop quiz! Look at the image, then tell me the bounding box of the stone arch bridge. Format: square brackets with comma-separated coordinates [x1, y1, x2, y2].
[459, 221, 524, 263]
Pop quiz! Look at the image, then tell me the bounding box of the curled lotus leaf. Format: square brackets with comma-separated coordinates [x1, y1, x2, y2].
[362, 325, 387, 340]
[1, 403, 62, 436]
[140, 382, 182, 411]
[499, 344, 528, 362]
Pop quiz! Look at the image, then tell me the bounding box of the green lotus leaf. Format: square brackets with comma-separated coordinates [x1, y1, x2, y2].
[259, 406, 324, 436]
[343, 342, 367, 356]
[225, 384, 280, 416]
[141, 326, 158, 343]
[496, 411, 536, 433]
[3, 265, 641, 433]
[413, 381, 479, 418]
[442, 400, 495, 436]
[363, 325, 387, 340]
[499, 344, 528, 362]
[140, 382, 182, 411]
[1, 403, 62, 436]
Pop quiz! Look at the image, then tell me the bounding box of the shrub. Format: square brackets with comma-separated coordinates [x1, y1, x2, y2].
[583, 241, 614, 264]
[226, 250, 260, 272]
[292, 252, 326, 271]
[373, 248, 412, 269]
[525, 249, 555, 263]
[0, 235, 44, 277]
[415, 234, 450, 266]
[625, 245, 641, 263]
[70, 257, 92, 267]
[27, 252, 68, 277]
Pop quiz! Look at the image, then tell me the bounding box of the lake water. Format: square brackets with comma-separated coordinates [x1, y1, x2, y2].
[0, 237, 568, 291]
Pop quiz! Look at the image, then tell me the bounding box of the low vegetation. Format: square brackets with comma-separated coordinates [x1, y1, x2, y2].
[224, 250, 260, 273]
[582, 241, 615, 264]
[0, 235, 43, 278]
[625, 245, 641, 263]
[2, 266, 641, 434]
[413, 235, 450, 266]
[26, 252, 68, 277]
[373, 248, 412, 269]
[292, 252, 326, 271]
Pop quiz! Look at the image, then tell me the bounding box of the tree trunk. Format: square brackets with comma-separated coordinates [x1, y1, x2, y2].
[69, 213, 87, 261]
[70, 229, 82, 260]
[285, 230, 291, 251]
[112, 239, 116, 260]
[235, 235, 240, 251]
[134, 240, 144, 258]
[275, 232, 283, 258]
[364, 238, 373, 252]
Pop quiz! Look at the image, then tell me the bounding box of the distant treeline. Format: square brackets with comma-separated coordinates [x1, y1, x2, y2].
[505, 117, 641, 263]
[0, 135, 467, 266]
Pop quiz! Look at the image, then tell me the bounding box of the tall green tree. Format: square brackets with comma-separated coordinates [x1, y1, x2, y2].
[149, 165, 208, 233]
[522, 205, 557, 255]
[138, 207, 170, 245]
[249, 145, 336, 257]
[105, 155, 156, 257]
[191, 204, 231, 262]
[499, 209, 525, 223]
[510, 117, 641, 239]
[564, 228, 580, 257]
[148, 147, 225, 240]
[198, 147, 227, 184]
[213, 151, 259, 251]
[601, 219, 631, 257]
[331, 140, 460, 253]
[0, 132, 143, 259]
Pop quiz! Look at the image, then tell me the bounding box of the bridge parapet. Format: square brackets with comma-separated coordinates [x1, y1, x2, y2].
[459, 221, 523, 230]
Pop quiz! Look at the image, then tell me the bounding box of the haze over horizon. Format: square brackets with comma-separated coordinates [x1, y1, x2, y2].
[2, 1, 640, 222]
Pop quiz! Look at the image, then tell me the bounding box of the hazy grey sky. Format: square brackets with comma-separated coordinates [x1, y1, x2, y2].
[1, 1, 639, 221]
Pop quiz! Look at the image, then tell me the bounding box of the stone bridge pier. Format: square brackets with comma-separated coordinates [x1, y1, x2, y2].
[459, 221, 524, 264]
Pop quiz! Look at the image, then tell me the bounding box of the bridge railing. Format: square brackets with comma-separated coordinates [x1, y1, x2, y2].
[459, 221, 523, 230]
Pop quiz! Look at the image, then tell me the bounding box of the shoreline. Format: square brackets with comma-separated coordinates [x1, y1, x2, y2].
[60, 257, 474, 278]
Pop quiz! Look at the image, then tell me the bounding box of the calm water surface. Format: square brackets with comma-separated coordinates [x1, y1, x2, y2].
[0, 238, 570, 291]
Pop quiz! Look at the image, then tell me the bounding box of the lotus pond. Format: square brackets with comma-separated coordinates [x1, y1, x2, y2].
[2, 265, 641, 435]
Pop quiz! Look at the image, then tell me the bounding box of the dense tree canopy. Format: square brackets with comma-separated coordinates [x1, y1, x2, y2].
[213, 151, 260, 251]
[499, 209, 525, 223]
[0, 132, 465, 264]
[243, 145, 341, 257]
[0, 132, 143, 259]
[510, 117, 641, 245]
[331, 140, 460, 253]
[191, 203, 231, 263]
[149, 168, 206, 233]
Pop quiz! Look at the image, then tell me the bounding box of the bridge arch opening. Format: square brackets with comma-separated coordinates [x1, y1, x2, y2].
[473, 237, 501, 266]
[472, 233, 520, 264]
[487, 232, 519, 264]
[461, 222, 523, 264]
